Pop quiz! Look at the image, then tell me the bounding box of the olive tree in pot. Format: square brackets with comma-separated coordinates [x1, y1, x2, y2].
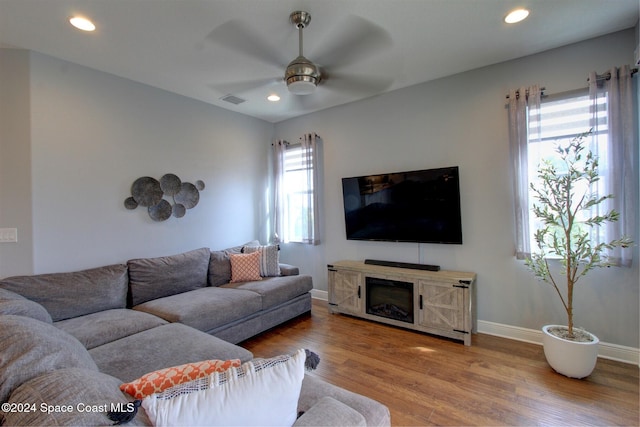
[526, 130, 632, 379]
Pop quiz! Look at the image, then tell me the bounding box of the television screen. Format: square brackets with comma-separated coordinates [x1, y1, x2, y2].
[341, 166, 462, 244]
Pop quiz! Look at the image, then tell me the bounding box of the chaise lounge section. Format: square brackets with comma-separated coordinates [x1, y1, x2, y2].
[0, 243, 391, 426]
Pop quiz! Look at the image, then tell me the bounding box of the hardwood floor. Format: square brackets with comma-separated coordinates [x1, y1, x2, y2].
[241, 299, 639, 426]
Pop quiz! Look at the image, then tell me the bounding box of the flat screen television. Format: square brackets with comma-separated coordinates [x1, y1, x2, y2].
[341, 166, 462, 244]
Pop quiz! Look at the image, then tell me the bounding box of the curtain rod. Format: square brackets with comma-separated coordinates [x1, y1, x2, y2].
[271, 140, 290, 146]
[505, 67, 638, 99]
[271, 133, 321, 146]
[505, 87, 546, 100]
[588, 67, 638, 82]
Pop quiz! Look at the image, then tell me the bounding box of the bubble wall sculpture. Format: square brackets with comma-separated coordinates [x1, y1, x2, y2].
[124, 174, 205, 221]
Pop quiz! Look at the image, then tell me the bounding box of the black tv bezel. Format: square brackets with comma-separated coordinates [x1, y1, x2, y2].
[341, 166, 463, 245]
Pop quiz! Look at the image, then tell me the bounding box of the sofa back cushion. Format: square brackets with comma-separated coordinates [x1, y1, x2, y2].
[0, 315, 98, 403]
[208, 250, 232, 287]
[0, 264, 128, 321]
[0, 287, 53, 323]
[128, 247, 210, 306]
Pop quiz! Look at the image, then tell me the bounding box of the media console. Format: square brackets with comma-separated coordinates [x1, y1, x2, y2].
[327, 260, 476, 345]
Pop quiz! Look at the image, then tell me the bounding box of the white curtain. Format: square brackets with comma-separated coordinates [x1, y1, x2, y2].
[508, 85, 541, 259]
[300, 133, 321, 245]
[588, 66, 637, 267]
[270, 133, 321, 245]
[271, 140, 287, 243]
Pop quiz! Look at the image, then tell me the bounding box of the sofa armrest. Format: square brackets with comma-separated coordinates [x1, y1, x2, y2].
[294, 397, 366, 427]
[279, 263, 299, 276]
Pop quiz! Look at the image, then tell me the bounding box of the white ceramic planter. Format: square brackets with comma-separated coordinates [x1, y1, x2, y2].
[542, 325, 599, 378]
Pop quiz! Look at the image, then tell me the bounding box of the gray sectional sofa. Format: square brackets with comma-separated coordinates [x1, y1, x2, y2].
[0, 243, 390, 426]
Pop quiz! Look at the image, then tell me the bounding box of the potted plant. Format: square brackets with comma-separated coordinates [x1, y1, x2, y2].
[526, 130, 632, 378]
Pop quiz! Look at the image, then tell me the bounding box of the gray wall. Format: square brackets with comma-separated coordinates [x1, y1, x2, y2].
[1, 49, 273, 275]
[0, 29, 637, 348]
[0, 49, 33, 276]
[274, 29, 639, 348]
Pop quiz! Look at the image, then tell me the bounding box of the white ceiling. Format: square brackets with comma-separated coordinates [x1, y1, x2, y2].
[1, 0, 638, 123]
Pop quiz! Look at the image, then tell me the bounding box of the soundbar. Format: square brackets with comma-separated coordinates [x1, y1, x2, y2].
[364, 259, 440, 271]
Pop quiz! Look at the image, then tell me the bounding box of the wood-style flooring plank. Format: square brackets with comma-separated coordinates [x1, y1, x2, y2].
[241, 299, 639, 426]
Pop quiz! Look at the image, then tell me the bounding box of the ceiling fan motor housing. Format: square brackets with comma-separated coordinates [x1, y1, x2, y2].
[285, 55, 321, 95]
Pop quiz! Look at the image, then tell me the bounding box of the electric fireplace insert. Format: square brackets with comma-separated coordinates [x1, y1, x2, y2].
[365, 276, 414, 324]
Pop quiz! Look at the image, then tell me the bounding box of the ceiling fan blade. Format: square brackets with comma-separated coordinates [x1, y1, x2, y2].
[206, 20, 288, 69]
[208, 76, 282, 97]
[320, 72, 393, 95]
[312, 15, 393, 69]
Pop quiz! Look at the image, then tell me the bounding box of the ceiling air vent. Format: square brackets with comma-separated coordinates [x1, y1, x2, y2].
[220, 94, 246, 105]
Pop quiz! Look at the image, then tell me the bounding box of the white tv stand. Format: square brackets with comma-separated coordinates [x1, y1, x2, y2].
[327, 260, 476, 345]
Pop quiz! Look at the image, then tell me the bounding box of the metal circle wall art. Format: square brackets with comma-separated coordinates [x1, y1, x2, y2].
[124, 173, 205, 222]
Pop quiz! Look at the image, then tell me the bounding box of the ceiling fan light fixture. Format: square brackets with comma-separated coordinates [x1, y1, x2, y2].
[287, 77, 317, 95]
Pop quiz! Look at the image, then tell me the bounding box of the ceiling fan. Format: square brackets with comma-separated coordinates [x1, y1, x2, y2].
[285, 11, 320, 95]
[208, 10, 393, 100]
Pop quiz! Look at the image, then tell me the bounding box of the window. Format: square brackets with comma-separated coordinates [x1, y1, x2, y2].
[527, 89, 609, 250]
[510, 71, 636, 267]
[282, 144, 315, 243]
[272, 134, 321, 245]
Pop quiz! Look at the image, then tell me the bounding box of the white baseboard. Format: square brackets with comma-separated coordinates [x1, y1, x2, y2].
[310, 289, 639, 365]
[478, 320, 640, 366]
[311, 289, 328, 301]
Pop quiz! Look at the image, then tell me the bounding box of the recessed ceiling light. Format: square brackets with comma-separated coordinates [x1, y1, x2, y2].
[69, 16, 96, 32]
[267, 94, 281, 102]
[504, 8, 529, 24]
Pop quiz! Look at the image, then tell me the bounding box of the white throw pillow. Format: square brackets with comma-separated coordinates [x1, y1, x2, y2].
[142, 349, 306, 426]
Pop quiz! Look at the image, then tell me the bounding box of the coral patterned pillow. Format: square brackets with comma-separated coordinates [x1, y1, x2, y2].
[229, 251, 262, 282]
[119, 359, 241, 399]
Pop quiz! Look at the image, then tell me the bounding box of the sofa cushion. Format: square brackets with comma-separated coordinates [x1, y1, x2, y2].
[0, 287, 53, 323]
[0, 264, 128, 321]
[128, 247, 210, 306]
[3, 368, 149, 426]
[54, 309, 169, 350]
[208, 250, 232, 286]
[298, 375, 391, 427]
[222, 274, 313, 310]
[0, 315, 98, 403]
[141, 349, 305, 427]
[133, 286, 262, 333]
[294, 396, 367, 427]
[89, 323, 253, 383]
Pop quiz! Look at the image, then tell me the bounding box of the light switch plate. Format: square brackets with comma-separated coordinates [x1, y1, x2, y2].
[0, 228, 18, 243]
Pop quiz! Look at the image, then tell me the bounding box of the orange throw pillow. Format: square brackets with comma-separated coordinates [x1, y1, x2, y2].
[229, 251, 262, 282]
[120, 359, 241, 399]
